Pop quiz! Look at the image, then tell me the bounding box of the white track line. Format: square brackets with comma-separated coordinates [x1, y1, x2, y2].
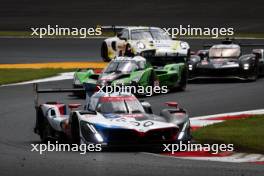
[190, 109, 264, 127]
[191, 109, 264, 120]
[143, 152, 264, 163]
[0, 72, 74, 87]
[168, 153, 264, 163]
[144, 109, 264, 163]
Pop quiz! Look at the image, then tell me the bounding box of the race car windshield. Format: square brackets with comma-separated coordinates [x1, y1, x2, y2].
[131, 29, 170, 40]
[104, 61, 138, 73]
[150, 29, 171, 40]
[98, 97, 145, 114]
[209, 48, 241, 58]
[131, 30, 153, 40]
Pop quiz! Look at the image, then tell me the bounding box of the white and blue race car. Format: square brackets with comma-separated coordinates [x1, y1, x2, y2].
[33, 84, 191, 146]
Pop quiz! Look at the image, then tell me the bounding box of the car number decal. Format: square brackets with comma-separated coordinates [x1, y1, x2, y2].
[110, 118, 154, 127]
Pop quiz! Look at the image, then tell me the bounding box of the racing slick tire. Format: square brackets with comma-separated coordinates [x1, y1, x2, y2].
[124, 44, 134, 57]
[178, 67, 188, 91]
[247, 72, 258, 82]
[149, 70, 156, 87]
[130, 70, 155, 97]
[101, 42, 111, 62]
[246, 64, 259, 82]
[71, 114, 81, 145]
[40, 117, 55, 143]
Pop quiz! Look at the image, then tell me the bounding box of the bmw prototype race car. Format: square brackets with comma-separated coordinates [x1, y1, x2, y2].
[33, 84, 191, 146]
[101, 26, 190, 62]
[188, 39, 264, 81]
[73, 56, 188, 96]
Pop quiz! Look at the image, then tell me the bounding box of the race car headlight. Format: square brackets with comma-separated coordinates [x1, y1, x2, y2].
[180, 42, 189, 50]
[86, 124, 104, 143]
[177, 120, 190, 140]
[137, 42, 145, 49]
[178, 132, 185, 140]
[243, 63, 249, 70]
[188, 64, 193, 71]
[94, 133, 104, 143]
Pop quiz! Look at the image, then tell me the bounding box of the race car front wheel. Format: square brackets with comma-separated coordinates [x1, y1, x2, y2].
[71, 114, 81, 145]
[246, 70, 258, 82]
[124, 44, 134, 57]
[246, 64, 259, 82]
[101, 42, 111, 62]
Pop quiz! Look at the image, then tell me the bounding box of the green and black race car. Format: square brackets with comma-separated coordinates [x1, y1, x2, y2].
[73, 56, 187, 96]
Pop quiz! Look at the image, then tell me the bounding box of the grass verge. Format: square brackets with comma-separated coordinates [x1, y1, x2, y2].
[193, 115, 264, 154]
[0, 68, 74, 85]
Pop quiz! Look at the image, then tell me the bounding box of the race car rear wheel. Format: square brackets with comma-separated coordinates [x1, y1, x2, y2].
[178, 67, 188, 91]
[149, 70, 156, 87]
[101, 42, 111, 62]
[40, 118, 54, 143]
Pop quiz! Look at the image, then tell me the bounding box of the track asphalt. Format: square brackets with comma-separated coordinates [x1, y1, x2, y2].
[0, 38, 264, 176]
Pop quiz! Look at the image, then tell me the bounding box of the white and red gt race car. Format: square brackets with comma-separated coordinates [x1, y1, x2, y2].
[101, 26, 190, 64]
[33, 84, 191, 147]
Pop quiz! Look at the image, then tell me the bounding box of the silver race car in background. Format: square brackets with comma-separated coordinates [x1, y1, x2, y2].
[101, 26, 190, 64]
[188, 39, 264, 81]
[33, 84, 191, 146]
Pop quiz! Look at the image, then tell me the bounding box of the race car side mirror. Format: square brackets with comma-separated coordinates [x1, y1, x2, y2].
[140, 100, 153, 114]
[117, 32, 122, 38]
[165, 102, 178, 108]
[190, 51, 196, 55]
[117, 32, 127, 41]
[252, 49, 263, 59]
[197, 50, 209, 60]
[68, 104, 82, 110]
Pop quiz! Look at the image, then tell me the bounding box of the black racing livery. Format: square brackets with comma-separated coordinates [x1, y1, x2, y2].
[188, 39, 264, 81]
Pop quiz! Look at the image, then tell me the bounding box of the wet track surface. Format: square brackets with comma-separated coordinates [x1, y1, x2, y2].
[0, 38, 264, 176]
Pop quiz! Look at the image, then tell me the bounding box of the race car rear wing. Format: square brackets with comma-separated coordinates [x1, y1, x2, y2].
[33, 83, 84, 108]
[33, 83, 98, 108]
